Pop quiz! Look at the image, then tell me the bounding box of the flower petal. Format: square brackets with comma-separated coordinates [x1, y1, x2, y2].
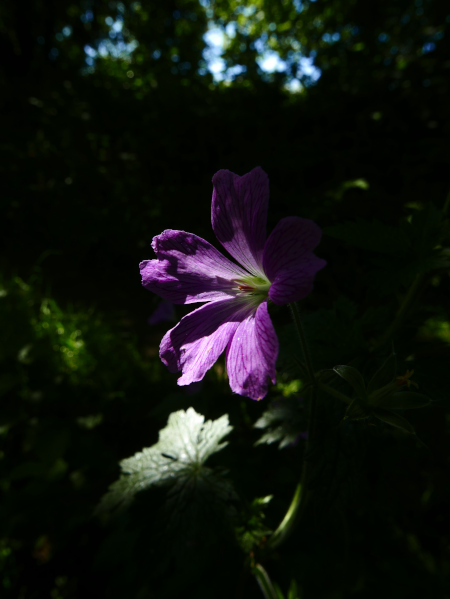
[262, 217, 326, 305]
[140, 230, 247, 304]
[211, 167, 269, 276]
[160, 299, 253, 386]
[226, 301, 278, 400]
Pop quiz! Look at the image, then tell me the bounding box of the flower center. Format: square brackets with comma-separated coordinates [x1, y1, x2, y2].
[234, 275, 271, 302]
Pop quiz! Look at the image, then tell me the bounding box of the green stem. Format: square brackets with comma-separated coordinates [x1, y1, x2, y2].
[252, 564, 280, 599]
[267, 482, 303, 549]
[268, 303, 317, 549]
[372, 273, 424, 351]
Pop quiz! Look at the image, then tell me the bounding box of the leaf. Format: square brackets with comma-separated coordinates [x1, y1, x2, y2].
[273, 582, 286, 599]
[405, 203, 443, 257]
[98, 408, 233, 512]
[332, 365, 367, 401]
[367, 351, 397, 394]
[277, 296, 365, 371]
[373, 408, 415, 434]
[236, 495, 273, 553]
[324, 219, 410, 254]
[345, 398, 369, 421]
[287, 579, 302, 599]
[364, 253, 418, 297]
[373, 391, 431, 410]
[254, 397, 307, 449]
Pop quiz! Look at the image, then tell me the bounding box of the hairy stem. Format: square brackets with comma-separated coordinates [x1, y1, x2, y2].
[268, 303, 317, 549]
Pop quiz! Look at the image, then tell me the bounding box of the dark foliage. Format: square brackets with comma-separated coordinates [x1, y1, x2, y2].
[1, 0, 449, 597]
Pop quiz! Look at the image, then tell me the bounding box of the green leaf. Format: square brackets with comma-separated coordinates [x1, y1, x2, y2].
[287, 579, 302, 599]
[406, 202, 443, 257]
[235, 495, 273, 553]
[277, 296, 365, 372]
[374, 391, 431, 410]
[324, 219, 410, 254]
[98, 408, 233, 512]
[367, 351, 397, 394]
[273, 582, 286, 599]
[254, 397, 306, 449]
[332, 365, 367, 401]
[345, 398, 369, 420]
[373, 408, 415, 434]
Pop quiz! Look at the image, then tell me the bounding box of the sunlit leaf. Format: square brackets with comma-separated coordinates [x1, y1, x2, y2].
[98, 408, 233, 511]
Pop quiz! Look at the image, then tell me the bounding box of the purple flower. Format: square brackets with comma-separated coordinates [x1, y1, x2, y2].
[139, 168, 326, 400]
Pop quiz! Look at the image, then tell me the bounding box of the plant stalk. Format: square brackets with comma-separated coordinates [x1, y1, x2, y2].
[267, 303, 317, 549]
[252, 564, 280, 599]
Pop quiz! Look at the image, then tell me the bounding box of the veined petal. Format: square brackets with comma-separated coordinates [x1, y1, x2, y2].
[140, 230, 247, 304]
[160, 299, 253, 386]
[262, 217, 326, 305]
[212, 167, 269, 276]
[226, 301, 278, 401]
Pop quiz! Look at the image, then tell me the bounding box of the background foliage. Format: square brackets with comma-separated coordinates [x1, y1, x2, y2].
[1, 0, 449, 597]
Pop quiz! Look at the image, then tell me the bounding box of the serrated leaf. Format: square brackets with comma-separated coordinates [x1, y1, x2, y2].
[324, 219, 410, 254]
[373, 408, 415, 434]
[367, 352, 397, 394]
[373, 391, 431, 410]
[333, 365, 367, 401]
[98, 408, 233, 512]
[254, 397, 306, 449]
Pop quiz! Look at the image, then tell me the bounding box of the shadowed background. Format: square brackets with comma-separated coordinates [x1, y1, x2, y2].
[1, 1, 450, 597]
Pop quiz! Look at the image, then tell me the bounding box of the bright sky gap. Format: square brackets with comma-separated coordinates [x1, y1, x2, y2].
[80, 4, 322, 91]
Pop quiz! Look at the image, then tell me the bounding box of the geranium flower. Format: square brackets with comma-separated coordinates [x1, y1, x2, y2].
[140, 167, 326, 400]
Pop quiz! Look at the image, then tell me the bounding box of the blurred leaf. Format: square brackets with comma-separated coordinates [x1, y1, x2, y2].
[324, 219, 410, 253]
[98, 408, 233, 511]
[236, 495, 273, 553]
[367, 351, 397, 394]
[405, 203, 443, 257]
[287, 579, 302, 599]
[345, 398, 369, 421]
[254, 397, 306, 449]
[373, 391, 431, 410]
[373, 408, 415, 434]
[419, 317, 450, 343]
